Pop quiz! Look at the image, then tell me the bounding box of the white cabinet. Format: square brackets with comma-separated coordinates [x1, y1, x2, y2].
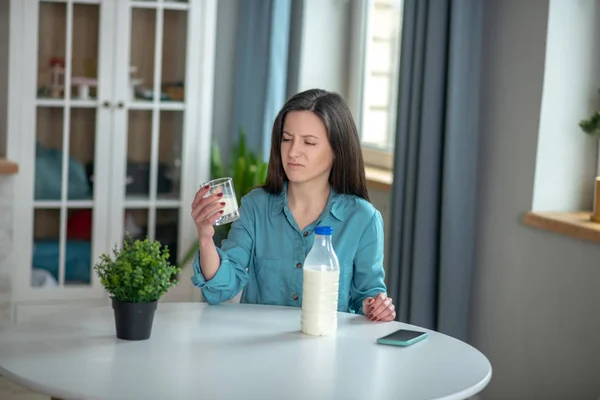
[6, 0, 215, 318]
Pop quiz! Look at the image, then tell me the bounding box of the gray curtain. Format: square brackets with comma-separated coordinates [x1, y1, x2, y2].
[388, 0, 483, 342]
[232, 0, 291, 161]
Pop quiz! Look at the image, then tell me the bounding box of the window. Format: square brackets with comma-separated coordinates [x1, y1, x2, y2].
[349, 0, 403, 170]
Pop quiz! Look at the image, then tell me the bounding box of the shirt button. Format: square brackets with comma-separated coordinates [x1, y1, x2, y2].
[296, 263, 302, 269]
[292, 294, 299, 301]
[303, 231, 309, 237]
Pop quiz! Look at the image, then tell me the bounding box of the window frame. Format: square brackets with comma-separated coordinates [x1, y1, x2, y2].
[347, 0, 402, 172]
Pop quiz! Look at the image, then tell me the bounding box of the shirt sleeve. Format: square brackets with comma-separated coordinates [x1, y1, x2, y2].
[190, 195, 255, 305]
[350, 209, 387, 314]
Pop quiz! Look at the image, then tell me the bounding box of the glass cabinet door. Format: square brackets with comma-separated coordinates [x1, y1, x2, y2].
[115, 0, 190, 269]
[27, 0, 113, 295]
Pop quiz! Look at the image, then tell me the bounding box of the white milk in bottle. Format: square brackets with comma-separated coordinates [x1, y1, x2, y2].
[301, 226, 340, 336]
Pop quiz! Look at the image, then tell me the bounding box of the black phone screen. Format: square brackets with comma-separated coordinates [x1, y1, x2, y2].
[380, 329, 426, 342]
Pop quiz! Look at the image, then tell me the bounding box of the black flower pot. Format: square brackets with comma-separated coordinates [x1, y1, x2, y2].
[111, 298, 158, 341]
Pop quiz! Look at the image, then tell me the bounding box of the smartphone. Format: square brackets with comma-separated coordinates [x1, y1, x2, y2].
[377, 328, 428, 347]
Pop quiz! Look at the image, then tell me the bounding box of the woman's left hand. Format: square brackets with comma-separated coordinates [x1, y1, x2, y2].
[363, 293, 396, 322]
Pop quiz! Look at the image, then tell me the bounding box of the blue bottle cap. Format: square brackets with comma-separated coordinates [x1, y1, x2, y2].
[314, 226, 333, 235]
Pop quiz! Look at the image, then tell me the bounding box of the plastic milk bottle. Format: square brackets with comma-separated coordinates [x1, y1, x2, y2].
[301, 226, 340, 336]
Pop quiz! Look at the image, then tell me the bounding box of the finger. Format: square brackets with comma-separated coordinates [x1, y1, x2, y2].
[368, 293, 386, 316]
[192, 185, 211, 208]
[191, 198, 223, 219]
[371, 297, 392, 318]
[370, 297, 392, 320]
[191, 194, 223, 219]
[374, 304, 395, 322]
[207, 209, 225, 225]
[192, 184, 225, 208]
[193, 201, 225, 223]
[193, 201, 226, 224]
[200, 192, 224, 209]
[195, 208, 224, 227]
[363, 297, 374, 315]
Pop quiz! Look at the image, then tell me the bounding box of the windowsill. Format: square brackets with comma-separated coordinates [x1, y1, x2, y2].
[0, 159, 18, 175]
[523, 211, 600, 244]
[364, 166, 393, 192]
[361, 147, 394, 171]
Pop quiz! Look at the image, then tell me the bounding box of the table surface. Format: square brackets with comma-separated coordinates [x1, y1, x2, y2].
[0, 302, 491, 400]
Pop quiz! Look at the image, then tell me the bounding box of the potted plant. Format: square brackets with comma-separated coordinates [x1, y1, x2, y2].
[579, 88, 600, 222]
[94, 235, 181, 340]
[579, 88, 600, 136]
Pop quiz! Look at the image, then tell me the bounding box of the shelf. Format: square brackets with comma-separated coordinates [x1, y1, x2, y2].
[34, 198, 182, 209]
[35, 99, 185, 111]
[36, 98, 97, 108]
[130, 1, 190, 11]
[129, 101, 185, 111]
[523, 211, 600, 244]
[41, 0, 101, 4]
[34, 200, 94, 208]
[125, 196, 181, 209]
[0, 159, 19, 175]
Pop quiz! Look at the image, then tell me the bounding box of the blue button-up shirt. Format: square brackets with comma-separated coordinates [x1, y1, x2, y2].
[191, 183, 387, 315]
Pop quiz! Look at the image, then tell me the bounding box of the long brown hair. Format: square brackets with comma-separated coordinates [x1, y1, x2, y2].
[262, 88, 370, 202]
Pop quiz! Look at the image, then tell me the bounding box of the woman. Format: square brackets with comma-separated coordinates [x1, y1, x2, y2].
[190, 89, 396, 322]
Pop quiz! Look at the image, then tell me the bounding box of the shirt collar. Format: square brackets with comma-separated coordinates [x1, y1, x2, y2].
[271, 181, 345, 222]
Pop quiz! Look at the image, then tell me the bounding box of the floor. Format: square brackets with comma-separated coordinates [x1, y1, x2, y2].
[0, 376, 49, 400]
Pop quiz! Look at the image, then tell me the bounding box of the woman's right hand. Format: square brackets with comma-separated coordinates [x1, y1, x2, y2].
[191, 185, 225, 239]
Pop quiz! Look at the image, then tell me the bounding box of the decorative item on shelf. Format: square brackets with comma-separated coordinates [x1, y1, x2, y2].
[71, 77, 98, 100]
[93, 235, 181, 341]
[35, 142, 91, 200]
[163, 81, 184, 101]
[135, 86, 171, 101]
[591, 177, 600, 223]
[129, 66, 143, 101]
[48, 57, 65, 98]
[177, 127, 268, 270]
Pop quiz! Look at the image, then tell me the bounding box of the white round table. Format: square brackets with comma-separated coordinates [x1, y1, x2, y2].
[0, 302, 491, 400]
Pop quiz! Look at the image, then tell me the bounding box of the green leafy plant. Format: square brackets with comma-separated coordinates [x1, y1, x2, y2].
[94, 235, 181, 303]
[177, 127, 268, 269]
[222, 126, 269, 202]
[580, 112, 600, 136]
[579, 88, 600, 137]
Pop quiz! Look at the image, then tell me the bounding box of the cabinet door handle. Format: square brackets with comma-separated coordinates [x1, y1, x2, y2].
[102, 101, 110, 108]
[117, 102, 124, 109]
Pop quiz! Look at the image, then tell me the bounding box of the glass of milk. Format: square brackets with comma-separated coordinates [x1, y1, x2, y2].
[201, 177, 240, 226]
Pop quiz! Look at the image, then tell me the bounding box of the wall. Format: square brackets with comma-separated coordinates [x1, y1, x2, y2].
[0, 0, 11, 332]
[0, 0, 9, 158]
[532, 0, 600, 212]
[471, 0, 600, 399]
[0, 177, 13, 331]
[288, 0, 351, 97]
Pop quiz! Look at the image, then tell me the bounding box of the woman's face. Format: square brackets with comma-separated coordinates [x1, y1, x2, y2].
[281, 111, 334, 186]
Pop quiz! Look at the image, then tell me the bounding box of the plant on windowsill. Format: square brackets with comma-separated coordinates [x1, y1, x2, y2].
[177, 127, 268, 270]
[579, 111, 600, 136]
[579, 89, 600, 222]
[94, 235, 181, 341]
[579, 89, 600, 136]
